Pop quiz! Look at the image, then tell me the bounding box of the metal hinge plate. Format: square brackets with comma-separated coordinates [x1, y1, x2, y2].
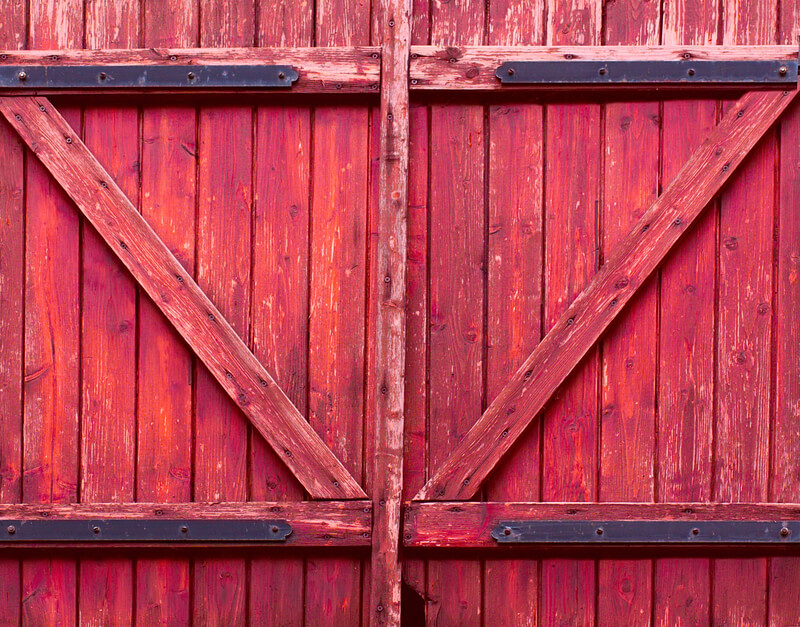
[492, 520, 799, 544]
[496, 60, 798, 85]
[1, 519, 292, 542]
[0, 65, 298, 89]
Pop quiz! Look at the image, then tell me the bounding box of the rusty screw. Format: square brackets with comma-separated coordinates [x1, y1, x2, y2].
[7, 525, 15, 535]
[278, 71, 286, 80]
[779, 66, 788, 76]
[781, 527, 791, 537]
[18, 71, 27, 81]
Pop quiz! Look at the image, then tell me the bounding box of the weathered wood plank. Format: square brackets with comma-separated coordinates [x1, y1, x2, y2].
[540, 2, 601, 624]
[368, 0, 411, 624]
[483, 1, 544, 625]
[248, 1, 312, 625]
[402, 0, 429, 602]
[404, 502, 800, 548]
[598, 2, 659, 624]
[655, 0, 718, 623]
[770, 6, 800, 623]
[425, 0, 485, 623]
[409, 44, 798, 89]
[0, 1, 24, 623]
[414, 85, 798, 503]
[0, 501, 372, 547]
[21, 3, 81, 623]
[0, 46, 380, 93]
[79, 1, 139, 622]
[193, 4, 253, 624]
[305, 1, 372, 624]
[714, 2, 775, 624]
[0, 96, 366, 501]
[135, 1, 196, 624]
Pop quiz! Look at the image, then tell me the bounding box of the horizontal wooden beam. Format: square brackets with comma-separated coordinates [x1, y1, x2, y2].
[0, 96, 367, 500]
[414, 86, 799, 501]
[404, 502, 800, 548]
[0, 47, 380, 93]
[409, 45, 798, 90]
[0, 501, 372, 548]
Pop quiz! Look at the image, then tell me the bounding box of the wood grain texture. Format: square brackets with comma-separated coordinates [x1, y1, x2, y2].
[598, 4, 659, 625]
[404, 501, 800, 548]
[249, 0, 311, 624]
[0, 47, 380, 94]
[402, 0, 429, 602]
[539, 1, 600, 623]
[368, 0, 411, 624]
[770, 6, 800, 623]
[654, 0, 719, 625]
[483, 2, 544, 625]
[0, 96, 366, 502]
[305, 0, 372, 623]
[193, 4, 254, 623]
[408, 44, 797, 89]
[0, 2, 24, 624]
[0, 501, 372, 547]
[425, 0, 485, 624]
[136, 1, 196, 623]
[655, 0, 718, 624]
[414, 87, 798, 503]
[22, 3, 81, 623]
[79, 2, 138, 623]
[714, 3, 775, 624]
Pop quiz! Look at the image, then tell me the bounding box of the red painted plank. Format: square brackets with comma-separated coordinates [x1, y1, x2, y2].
[483, 2, 544, 625]
[249, 1, 312, 623]
[769, 5, 800, 624]
[193, 2, 254, 624]
[22, 2, 81, 624]
[540, 1, 601, 623]
[402, 0, 429, 600]
[0, 1, 24, 624]
[136, 1, 196, 623]
[305, 1, 371, 623]
[78, 1, 139, 622]
[655, 1, 718, 624]
[598, 3, 659, 624]
[426, 1, 485, 623]
[714, 2, 775, 624]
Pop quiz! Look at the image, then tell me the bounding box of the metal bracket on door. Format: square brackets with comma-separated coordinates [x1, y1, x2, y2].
[495, 59, 799, 85]
[0, 64, 298, 89]
[1, 519, 293, 543]
[492, 520, 800, 544]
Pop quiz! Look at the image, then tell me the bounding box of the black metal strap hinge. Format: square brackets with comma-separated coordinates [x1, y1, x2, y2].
[0, 65, 298, 89]
[492, 520, 799, 544]
[496, 60, 799, 85]
[1, 519, 292, 542]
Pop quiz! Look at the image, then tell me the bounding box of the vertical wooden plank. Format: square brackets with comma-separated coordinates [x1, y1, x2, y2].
[426, 1, 484, 625]
[0, 1, 24, 625]
[655, 1, 717, 624]
[22, 2, 82, 624]
[79, 1, 138, 623]
[136, 1, 197, 624]
[249, 1, 312, 624]
[714, 1, 775, 624]
[598, 2, 659, 625]
[194, 1, 254, 624]
[368, 0, 410, 622]
[305, 0, 370, 624]
[483, 1, 544, 626]
[541, 1, 600, 624]
[769, 4, 800, 624]
[402, 0, 429, 605]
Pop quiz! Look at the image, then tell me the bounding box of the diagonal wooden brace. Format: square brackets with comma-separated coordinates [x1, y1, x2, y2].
[0, 96, 366, 500]
[415, 87, 799, 501]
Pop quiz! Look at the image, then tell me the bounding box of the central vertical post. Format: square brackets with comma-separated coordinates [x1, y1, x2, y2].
[369, 0, 411, 623]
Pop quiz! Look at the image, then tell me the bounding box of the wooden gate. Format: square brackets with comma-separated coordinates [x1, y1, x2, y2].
[1, 0, 799, 625]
